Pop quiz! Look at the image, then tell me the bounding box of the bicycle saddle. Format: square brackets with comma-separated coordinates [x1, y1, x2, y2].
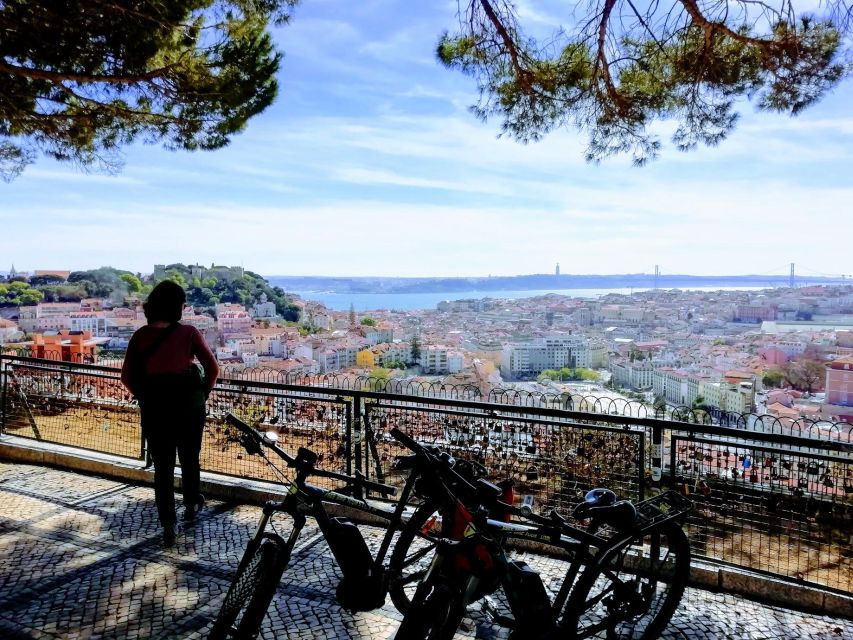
[573, 488, 637, 526]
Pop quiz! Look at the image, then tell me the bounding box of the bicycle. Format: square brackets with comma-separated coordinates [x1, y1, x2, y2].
[210, 413, 442, 639]
[388, 427, 693, 640]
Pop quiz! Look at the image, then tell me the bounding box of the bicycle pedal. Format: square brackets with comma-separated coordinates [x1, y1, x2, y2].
[481, 597, 515, 627]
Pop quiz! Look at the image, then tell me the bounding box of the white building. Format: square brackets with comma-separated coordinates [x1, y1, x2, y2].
[446, 351, 464, 374]
[70, 312, 108, 336]
[317, 343, 360, 373]
[500, 334, 590, 379]
[255, 334, 286, 357]
[250, 293, 278, 319]
[610, 360, 658, 390]
[420, 344, 451, 374]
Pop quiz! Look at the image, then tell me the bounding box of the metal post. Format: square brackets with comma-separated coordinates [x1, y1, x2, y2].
[352, 394, 363, 475]
[0, 355, 7, 435]
[651, 424, 663, 487]
[344, 399, 353, 476]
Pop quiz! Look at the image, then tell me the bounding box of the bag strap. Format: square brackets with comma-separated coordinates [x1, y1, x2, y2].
[137, 322, 180, 366]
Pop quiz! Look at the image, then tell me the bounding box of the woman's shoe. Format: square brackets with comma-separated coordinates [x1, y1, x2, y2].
[183, 495, 206, 522]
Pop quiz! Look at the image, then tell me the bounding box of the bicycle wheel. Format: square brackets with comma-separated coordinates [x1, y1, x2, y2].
[561, 521, 690, 640]
[395, 581, 465, 640]
[209, 533, 289, 640]
[388, 502, 442, 614]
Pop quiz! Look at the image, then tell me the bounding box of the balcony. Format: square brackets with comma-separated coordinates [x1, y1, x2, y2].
[1, 353, 852, 637]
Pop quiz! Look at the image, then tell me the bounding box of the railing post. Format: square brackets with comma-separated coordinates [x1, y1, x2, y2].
[344, 397, 354, 476]
[0, 355, 7, 435]
[352, 392, 363, 474]
[651, 424, 663, 487]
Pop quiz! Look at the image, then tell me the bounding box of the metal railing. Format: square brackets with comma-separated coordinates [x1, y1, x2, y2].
[1, 353, 851, 595]
[4, 347, 850, 435]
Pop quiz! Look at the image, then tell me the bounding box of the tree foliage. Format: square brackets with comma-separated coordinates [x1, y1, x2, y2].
[0, 281, 43, 306]
[762, 368, 785, 388]
[68, 267, 137, 299]
[0, 0, 299, 181]
[538, 366, 600, 381]
[439, 1, 849, 164]
[410, 334, 422, 363]
[782, 356, 826, 393]
[154, 263, 300, 320]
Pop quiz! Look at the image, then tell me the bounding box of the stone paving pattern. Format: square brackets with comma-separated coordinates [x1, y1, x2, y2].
[0, 461, 851, 639]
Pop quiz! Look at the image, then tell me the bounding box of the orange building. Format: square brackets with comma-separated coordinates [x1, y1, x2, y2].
[30, 331, 99, 362]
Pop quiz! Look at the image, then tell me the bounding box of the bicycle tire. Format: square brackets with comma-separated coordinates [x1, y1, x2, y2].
[395, 582, 465, 640]
[209, 533, 289, 640]
[561, 521, 690, 640]
[388, 502, 442, 614]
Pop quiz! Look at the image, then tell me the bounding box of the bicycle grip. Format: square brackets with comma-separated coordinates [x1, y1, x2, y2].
[389, 427, 423, 454]
[363, 478, 399, 497]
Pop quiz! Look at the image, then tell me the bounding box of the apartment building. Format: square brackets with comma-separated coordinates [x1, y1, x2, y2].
[822, 356, 853, 422]
[651, 367, 755, 412]
[317, 343, 360, 373]
[500, 334, 590, 379]
[361, 324, 394, 346]
[70, 312, 108, 336]
[420, 344, 451, 374]
[826, 356, 853, 406]
[0, 319, 21, 344]
[447, 351, 464, 374]
[17, 302, 79, 332]
[355, 341, 412, 369]
[701, 381, 755, 414]
[610, 360, 659, 390]
[215, 303, 252, 336]
[734, 304, 777, 323]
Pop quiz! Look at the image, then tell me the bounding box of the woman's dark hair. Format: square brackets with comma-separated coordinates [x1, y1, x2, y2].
[143, 280, 186, 323]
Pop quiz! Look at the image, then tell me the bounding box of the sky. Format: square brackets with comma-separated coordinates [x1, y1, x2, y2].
[1, 0, 852, 279]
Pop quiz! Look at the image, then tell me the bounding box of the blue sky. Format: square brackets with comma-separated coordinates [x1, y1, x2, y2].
[2, 0, 852, 279]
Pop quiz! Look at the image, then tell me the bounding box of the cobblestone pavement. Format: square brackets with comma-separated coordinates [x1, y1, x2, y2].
[0, 462, 851, 639]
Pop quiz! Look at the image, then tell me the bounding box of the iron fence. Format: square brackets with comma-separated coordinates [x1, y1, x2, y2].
[1, 353, 851, 595]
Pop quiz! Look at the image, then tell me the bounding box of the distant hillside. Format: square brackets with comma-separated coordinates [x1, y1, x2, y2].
[269, 273, 848, 294]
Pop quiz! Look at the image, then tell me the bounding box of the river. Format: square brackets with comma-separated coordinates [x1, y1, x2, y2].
[277, 286, 763, 312]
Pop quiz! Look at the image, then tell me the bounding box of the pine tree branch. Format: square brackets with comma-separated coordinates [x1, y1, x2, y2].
[0, 59, 177, 85]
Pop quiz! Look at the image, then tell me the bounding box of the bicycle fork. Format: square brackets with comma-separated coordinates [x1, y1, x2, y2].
[236, 501, 306, 575]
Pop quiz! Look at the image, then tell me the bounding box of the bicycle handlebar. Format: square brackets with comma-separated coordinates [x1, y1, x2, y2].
[226, 413, 397, 497]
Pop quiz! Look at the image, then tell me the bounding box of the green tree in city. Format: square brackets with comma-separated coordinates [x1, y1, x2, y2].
[366, 367, 391, 391]
[28, 274, 66, 286]
[574, 368, 600, 381]
[782, 356, 826, 393]
[439, 1, 848, 165]
[0, 282, 44, 306]
[119, 273, 142, 293]
[762, 369, 785, 389]
[161, 270, 188, 289]
[538, 369, 560, 381]
[360, 317, 377, 327]
[0, 0, 299, 181]
[410, 335, 422, 365]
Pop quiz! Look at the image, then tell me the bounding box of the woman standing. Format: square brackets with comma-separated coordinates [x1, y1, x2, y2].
[121, 281, 219, 547]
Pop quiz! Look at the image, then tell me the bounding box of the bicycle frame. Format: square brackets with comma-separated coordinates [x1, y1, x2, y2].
[238, 462, 422, 589]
